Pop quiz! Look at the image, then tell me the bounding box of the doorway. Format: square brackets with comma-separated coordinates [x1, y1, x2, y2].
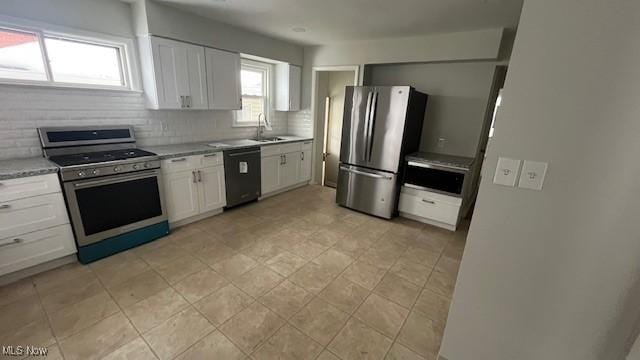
[311, 67, 359, 188]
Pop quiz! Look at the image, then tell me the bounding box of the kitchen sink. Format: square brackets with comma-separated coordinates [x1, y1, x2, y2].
[252, 137, 286, 142]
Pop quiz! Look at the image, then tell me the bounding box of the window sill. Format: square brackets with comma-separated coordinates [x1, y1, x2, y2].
[0, 79, 142, 93]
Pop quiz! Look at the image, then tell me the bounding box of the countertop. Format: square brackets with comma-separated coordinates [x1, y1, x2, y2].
[0, 157, 59, 180]
[406, 152, 475, 171]
[0, 136, 313, 180]
[142, 135, 313, 160]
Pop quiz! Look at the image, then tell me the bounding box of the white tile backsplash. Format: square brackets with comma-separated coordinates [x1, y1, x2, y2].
[287, 109, 313, 138]
[0, 85, 288, 160]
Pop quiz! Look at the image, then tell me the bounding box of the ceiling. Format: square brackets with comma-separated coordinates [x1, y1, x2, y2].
[156, 0, 524, 45]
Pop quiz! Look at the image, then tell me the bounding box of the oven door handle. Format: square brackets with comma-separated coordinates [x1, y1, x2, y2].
[72, 170, 160, 188]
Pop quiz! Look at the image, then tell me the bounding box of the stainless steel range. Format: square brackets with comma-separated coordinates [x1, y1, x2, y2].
[38, 125, 169, 264]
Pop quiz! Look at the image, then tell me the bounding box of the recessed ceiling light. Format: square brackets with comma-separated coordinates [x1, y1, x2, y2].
[292, 27, 306, 33]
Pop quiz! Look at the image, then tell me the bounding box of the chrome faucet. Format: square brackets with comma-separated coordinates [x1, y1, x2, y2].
[256, 113, 272, 140]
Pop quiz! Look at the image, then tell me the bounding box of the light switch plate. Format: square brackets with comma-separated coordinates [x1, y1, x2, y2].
[493, 157, 521, 187]
[518, 160, 548, 190]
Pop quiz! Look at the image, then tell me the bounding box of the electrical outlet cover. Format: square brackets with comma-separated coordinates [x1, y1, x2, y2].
[518, 160, 548, 190]
[493, 157, 521, 187]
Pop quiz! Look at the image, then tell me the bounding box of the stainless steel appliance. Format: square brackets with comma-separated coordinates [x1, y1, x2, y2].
[223, 146, 261, 208]
[38, 125, 168, 263]
[404, 152, 474, 198]
[336, 86, 428, 218]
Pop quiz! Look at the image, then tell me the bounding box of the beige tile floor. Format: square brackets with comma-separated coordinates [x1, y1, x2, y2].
[0, 185, 467, 360]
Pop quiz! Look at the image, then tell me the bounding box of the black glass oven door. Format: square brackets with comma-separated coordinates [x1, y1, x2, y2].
[64, 170, 166, 246]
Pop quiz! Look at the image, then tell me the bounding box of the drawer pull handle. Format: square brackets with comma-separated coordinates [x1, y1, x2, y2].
[0, 204, 10, 209]
[422, 199, 436, 204]
[204, 153, 218, 158]
[171, 158, 187, 163]
[0, 238, 22, 248]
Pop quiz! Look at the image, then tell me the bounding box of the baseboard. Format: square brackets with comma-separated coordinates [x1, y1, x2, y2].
[0, 254, 77, 287]
[399, 212, 457, 231]
[169, 208, 224, 228]
[260, 181, 309, 199]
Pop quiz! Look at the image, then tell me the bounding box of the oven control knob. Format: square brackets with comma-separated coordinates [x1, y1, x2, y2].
[132, 164, 139, 170]
[113, 166, 121, 172]
[77, 171, 86, 178]
[144, 162, 151, 169]
[92, 169, 100, 176]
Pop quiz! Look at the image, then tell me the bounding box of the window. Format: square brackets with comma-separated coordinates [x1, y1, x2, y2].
[236, 59, 271, 126]
[0, 24, 129, 89]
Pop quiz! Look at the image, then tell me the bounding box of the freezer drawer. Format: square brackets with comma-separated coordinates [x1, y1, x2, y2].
[336, 164, 399, 219]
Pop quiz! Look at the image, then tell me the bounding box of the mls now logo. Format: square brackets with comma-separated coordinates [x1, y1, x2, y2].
[2, 345, 48, 357]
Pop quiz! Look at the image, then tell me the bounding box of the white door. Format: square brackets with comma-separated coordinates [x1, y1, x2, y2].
[281, 152, 300, 188]
[261, 155, 282, 194]
[206, 48, 241, 110]
[198, 166, 227, 212]
[163, 170, 200, 223]
[185, 44, 208, 109]
[151, 37, 182, 109]
[299, 150, 312, 182]
[289, 65, 301, 111]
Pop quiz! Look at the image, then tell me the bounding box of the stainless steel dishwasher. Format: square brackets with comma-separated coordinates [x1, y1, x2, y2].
[223, 146, 261, 208]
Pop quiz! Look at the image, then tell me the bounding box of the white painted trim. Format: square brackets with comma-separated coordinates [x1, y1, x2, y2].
[309, 65, 360, 185]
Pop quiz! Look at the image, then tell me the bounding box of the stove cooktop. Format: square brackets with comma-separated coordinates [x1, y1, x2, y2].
[49, 148, 157, 167]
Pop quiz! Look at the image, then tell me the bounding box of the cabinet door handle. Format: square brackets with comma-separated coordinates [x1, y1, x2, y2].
[422, 199, 436, 204]
[179, 95, 185, 108]
[0, 204, 10, 209]
[171, 158, 187, 163]
[192, 171, 197, 183]
[0, 238, 22, 248]
[284, 154, 287, 164]
[204, 153, 218, 158]
[280, 155, 284, 165]
[187, 96, 192, 108]
[197, 170, 202, 182]
[301, 152, 304, 161]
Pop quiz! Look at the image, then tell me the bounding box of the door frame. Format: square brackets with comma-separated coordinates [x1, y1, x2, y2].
[310, 65, 361, 186]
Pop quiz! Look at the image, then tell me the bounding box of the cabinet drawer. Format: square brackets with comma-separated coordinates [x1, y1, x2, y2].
[261, 144, 282, 157]
[200, 152, 223, 167]
[279, 142, 302, 154]
[0, 192, 69, 240]
[301, 140, 313, 151]
[0, 224, 76, 276]
[161, 155, 200, 173]
[0, 174, 61, 203]
[398, 191, 460, 226]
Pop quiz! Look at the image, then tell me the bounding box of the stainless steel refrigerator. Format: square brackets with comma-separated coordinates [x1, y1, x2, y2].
[336, 86, 428, 218]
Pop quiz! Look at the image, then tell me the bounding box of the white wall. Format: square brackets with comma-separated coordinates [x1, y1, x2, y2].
[1, 0, 134, 37]
[367, 62, 497, 157]
[142, 0, 303, 65]
[288, 28, 508, 136]
[306, 29, 504, 67]
[439, 0, 640, 359]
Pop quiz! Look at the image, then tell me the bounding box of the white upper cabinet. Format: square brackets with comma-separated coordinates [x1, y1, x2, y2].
[139, 36, 208, 110]
[275, 63, 301, 111]
[205, 48, 242, 110]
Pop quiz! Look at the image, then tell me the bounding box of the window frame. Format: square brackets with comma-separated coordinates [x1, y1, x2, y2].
[0, 17, 138, 92]
[234, 58, 272, 127]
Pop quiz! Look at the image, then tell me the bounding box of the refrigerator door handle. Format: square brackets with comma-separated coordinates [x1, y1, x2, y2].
[340, 165, 393, 180]
[362, 91, 374, 161]
[367, 91, 379, 161]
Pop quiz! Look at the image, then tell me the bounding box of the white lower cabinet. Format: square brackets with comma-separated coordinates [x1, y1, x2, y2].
[260, 140, 313, 196]
[163, 170, 200, 222]
[398, 185, 462, 231]
[261, 155, 283, 195]
[198, 166, 226, 213]
[0, 174, 76, 277]
[161, 154, 226, 224]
